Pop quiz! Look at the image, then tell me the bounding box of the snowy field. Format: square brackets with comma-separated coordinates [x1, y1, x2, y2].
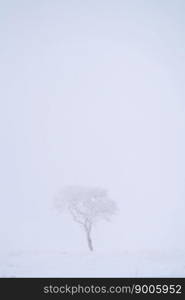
[1, 250, 185, 278]
[1, 0, 185, 281]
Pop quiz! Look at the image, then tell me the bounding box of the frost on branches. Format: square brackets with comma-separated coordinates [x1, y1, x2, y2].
[55, 186, 117, 251]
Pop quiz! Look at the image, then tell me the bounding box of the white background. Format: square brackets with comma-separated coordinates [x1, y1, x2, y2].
[0, 0, 185, 276]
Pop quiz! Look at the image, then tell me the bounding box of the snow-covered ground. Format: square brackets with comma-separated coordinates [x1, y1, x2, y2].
[1, 250, 185, 278]
[1, 0, 185, 280]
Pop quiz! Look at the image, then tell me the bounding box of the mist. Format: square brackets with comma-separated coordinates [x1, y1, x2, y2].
[0, 0, 185, 276]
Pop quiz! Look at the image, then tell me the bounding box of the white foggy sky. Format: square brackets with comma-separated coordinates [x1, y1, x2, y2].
[0, 0, 185, 252]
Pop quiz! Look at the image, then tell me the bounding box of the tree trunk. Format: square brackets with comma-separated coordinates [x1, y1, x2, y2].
[85, 228, 93, 251]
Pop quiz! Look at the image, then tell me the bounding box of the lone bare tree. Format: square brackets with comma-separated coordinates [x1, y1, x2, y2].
[55, 186, 117, 251]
